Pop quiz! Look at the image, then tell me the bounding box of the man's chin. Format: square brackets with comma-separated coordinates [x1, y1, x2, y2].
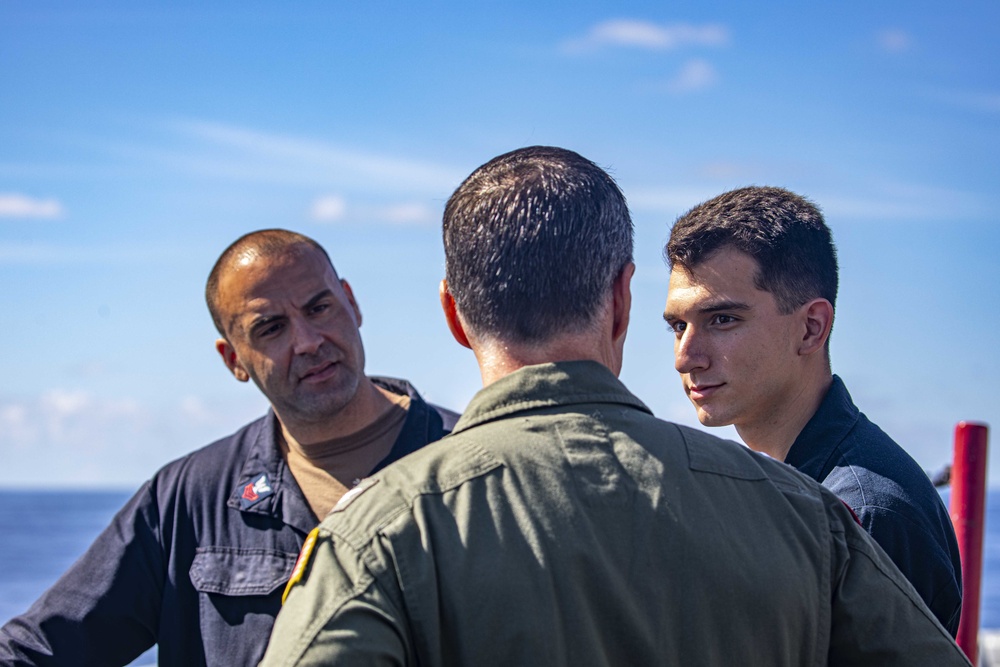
[694, 407, 731, 428]
[284, 391, 355, 424]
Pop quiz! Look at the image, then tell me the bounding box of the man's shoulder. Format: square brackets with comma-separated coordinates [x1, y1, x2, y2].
[319, 433, 501, 545]
[371, 375, 461, 432]
[149, 413, 273, 490]
[819, 398, 959, 567]
[667, 421, 823, 494]
[806, 378, 937, 502]
[828, 408, 940, 504]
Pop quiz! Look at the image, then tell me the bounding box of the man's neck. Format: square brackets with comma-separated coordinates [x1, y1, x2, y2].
[736, 373, 833, 462]
[473, 331, 620, 387]
[280, 380, 397, 448]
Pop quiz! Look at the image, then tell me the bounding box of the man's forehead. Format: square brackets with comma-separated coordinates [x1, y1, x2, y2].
[672, 248, 762, 289]
[226, 246, 332, 286]
[667, 254, 768, 309]
[218, 247, 338, 318]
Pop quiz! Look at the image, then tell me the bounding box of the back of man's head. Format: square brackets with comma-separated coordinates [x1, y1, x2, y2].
[666, 186, 838, 314]
[205, 228, 334, 337]
[443, 146, 633, 344]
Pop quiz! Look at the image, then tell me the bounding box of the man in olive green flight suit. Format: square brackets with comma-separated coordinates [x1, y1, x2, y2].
[260, 146, 969, 666]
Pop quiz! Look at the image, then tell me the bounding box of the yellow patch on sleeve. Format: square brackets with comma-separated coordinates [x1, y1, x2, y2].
[282, 526, 319, 605]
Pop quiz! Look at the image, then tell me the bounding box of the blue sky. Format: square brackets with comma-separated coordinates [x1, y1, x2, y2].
[2, 1, 999, 488]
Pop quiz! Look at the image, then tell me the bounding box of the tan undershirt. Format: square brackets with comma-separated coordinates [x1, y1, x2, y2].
[283, 390, 411, 521]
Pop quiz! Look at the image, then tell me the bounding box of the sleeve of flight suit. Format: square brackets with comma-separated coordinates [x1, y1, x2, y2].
[259, 529, 410, 667]
[0, 482, 164, 667]
[826, 497, 971, 666]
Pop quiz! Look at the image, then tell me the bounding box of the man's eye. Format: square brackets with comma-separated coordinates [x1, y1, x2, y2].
[255, 322, 284, 339]
[310, 303, 330, 315]
[712, 315, 737, 326]
[666, 321, 686, 334]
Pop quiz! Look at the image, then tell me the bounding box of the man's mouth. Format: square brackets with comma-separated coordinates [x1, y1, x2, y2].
[299, 361, 338, 384]
[687, 382, 723, 402]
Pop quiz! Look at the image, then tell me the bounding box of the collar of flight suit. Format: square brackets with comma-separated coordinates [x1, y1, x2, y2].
[450, 360, 653, 437]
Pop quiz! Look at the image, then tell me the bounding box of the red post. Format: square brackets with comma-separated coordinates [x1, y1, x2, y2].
[950, 421, 989, 664]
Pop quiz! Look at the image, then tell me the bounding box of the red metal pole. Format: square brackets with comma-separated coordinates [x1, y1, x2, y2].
[950, 421, 989, 664]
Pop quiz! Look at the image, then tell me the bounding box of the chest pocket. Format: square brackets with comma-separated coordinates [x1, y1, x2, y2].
[190, 548, 298, 667]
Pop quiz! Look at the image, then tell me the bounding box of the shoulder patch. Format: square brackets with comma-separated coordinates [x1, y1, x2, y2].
[282, 526, 319, 604]
[331, 477, 379, 514]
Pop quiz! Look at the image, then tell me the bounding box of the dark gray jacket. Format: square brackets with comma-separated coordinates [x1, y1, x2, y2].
[786, 375, 962, 635]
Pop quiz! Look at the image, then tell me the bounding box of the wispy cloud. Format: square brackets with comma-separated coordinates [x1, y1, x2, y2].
[665, 59, 718, 93]
[0, 391, 266, 486]
[627, 185, 729, 216]
[0, 193, 65, 219]
[877, 29, 913, 54]
[0, 241, 188, 265]
[818, 183, 990, 222]
[927, 89, 1000, 114]
[156, 119, 467, 196]
[563, 19, 729, 53]
[382, 202, 436, 225]
[696, 161, 759, 180]
[308, 195, 438, 226]
[627, 180, 991, 223]
[1, 390, 145, 453]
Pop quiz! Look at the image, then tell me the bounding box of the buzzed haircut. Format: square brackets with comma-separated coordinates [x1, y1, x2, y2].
[666, 186, 838, 314]
[206, 229, 334, 336]
[443, 146, 633, 343]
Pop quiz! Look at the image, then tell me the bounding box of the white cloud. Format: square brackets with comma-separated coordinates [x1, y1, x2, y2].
[0, 193, 65, 219]
[564, 19, 729, 53]
[877, 29, 913, 53]
[310, 195, 347, 221]
[666, 59, 718, 93]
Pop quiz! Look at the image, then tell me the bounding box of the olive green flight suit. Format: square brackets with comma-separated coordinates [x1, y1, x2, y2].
[261, 361, 970, 667]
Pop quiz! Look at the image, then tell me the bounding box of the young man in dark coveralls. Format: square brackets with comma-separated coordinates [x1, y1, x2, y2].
[0, 229, 458, 666]
[261, 147, 968, 666]
[663, 186, 962, 634]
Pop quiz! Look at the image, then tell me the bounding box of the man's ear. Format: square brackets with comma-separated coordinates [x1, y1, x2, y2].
[798, 298, 834, 356]
[216, 339, 250, 382]
[439, 280, 472, 349]
[611, 262, 635, 344]
[340, 279, 362, 327]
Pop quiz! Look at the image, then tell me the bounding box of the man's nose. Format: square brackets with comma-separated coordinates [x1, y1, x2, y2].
[674, 328, 708, 374]
[290, 319, 325, 356]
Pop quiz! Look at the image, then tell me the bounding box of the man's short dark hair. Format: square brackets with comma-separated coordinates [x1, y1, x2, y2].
[206, 229, 334, 337]
[443, 146, 633, 343]
[666, 186, 838, 314]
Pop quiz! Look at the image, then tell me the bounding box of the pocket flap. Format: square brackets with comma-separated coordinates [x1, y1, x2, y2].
[190, 548, 297, 596]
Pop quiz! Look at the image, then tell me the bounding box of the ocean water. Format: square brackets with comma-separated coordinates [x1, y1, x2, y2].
[0, 491, 157, 666]
[0, 488, 997, 661]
